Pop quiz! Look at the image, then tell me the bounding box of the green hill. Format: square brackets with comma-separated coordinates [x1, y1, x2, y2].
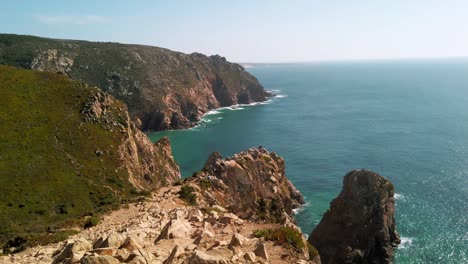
[0, 34, 268, 131]
[0, 65, 180, 250]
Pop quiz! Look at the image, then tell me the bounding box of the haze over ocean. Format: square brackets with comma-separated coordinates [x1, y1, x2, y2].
[149, 59, 468, 263]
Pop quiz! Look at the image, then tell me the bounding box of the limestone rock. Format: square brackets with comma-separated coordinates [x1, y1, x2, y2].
[101, 232, 124, 248]
[156, 219, 192, 242]
[187, 250, 227, 264]
[253, 243, 269, 261]
[309, 169, 401, 264]
[53, 238, 92, 264]
[80, 255, 120, 264]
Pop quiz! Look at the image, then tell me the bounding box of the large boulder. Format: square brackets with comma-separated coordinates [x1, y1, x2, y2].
[309, 170, 400, 264]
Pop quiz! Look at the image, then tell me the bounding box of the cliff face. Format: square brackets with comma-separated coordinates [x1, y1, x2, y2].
[308, 170, 400, 264]
[191, 147, 305, 223]
[0, 65, 180, 249]
[0, 34, 268, 131]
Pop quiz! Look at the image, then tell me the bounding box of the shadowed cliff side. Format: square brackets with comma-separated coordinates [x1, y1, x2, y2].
[0, 34, 268, 131]
[309, 169, 400, 264]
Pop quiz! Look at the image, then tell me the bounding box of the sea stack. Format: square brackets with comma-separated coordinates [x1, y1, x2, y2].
[308, 169, 400, 264]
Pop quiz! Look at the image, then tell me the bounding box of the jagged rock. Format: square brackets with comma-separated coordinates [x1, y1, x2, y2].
[156, 219, 192, 242]
[101, 232, 124, 248]
[119, 236, 142, 251]
[228, 233, 247, 248]
[80, 255, 119, 264]
[189, 210, 204, 222]
[53, 238, 92, 264]
[197, 147, 304, 223]
[309, 169, 400, 264]
[218, 213, 240, 224]
[163, 245, 185, 264]
[90, 248, 115, 256]
[244, 252, 256, 262]
[253, 243, 269, 261]
[187, 250, 227, 264]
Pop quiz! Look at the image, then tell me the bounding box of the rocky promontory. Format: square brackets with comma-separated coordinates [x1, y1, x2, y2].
[308, 170, 401, 264]
[189, 147, 305, 223]
[0, 34, 269, 131]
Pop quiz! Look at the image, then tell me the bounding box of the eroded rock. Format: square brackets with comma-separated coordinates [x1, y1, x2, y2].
[309, 169, 400, 264]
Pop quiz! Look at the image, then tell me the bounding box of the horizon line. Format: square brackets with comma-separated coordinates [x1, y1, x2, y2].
[236, 55, 468, 65]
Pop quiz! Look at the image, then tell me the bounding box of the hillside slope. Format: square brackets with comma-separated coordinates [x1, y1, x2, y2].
[0, 34, 268, 131]
[0, 65, 180, 249]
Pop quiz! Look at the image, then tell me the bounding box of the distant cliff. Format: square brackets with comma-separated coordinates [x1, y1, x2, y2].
[0, 65, 180, 250]
[0, 34, 268, 131]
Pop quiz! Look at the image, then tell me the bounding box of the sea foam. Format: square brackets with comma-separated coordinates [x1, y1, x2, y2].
[398, 237, 414, 249]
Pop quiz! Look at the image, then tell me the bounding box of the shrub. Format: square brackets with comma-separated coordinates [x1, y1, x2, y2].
[178, 185, 197, 205]
[307, 242, 319, 260]
[83, 216, 99, 229]
[252, 226, 305, 251]
[199, 179, 212, 190]
[2, 236, 27, 254]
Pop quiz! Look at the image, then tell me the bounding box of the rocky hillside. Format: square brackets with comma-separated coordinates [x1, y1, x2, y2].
[0, 65, 180, 251]
[1, 148, 321, 264]
[309, 170, 400, 264]
[0, 34, 268, 131]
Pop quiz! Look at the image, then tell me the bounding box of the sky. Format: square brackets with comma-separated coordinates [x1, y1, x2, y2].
[1, 0, 468, 63]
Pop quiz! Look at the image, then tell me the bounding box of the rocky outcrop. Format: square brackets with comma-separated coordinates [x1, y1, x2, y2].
[191, 147, 305, 223]
[81, 88, 181, 190]
[308, 170, 400, 264]
[0, 34, 269, 131]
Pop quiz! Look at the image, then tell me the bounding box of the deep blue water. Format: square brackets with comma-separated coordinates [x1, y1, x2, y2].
[149, 59, 468, 263]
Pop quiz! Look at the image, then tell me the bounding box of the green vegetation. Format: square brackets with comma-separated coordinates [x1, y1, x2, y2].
[253, 226, 306, 251]
[198, 179, 212, 190]
[0, 33, 266, 131]
[178, 185, 197, 205]
[307, 242, 319, 260]
[83, 216, 99, 229]
[0, 65, 147, 249]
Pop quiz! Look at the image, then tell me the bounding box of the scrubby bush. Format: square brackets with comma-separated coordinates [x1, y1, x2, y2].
[83, 216, 99, 229]
[179, 185, 197, 205]
[253, 226, 305, 251]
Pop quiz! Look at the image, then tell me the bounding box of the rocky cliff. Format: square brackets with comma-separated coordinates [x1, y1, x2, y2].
[0, 65, 180, 251]
[189, 147, 305, 223]
[0, 34, 268, 131]
[308, 170, 400, 264]
[1, 148, 319, 264]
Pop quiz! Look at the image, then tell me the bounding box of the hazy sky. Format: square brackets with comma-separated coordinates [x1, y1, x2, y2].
[2, 0, 468, 62]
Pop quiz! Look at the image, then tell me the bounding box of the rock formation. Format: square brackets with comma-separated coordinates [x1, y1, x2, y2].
[0, 34, 269, 131]
[81, 88, 181, 190]
[191, 147, 305, 223]
[308, 169, 400, 264]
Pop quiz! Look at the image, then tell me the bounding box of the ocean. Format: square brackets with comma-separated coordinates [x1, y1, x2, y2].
[148, 59, 468, 263]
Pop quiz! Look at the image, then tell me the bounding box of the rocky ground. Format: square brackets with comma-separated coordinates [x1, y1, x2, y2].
[0, 185, 316, 264]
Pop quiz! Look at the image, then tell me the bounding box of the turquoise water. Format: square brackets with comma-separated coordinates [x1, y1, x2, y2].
[148, 59, 468, 263]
